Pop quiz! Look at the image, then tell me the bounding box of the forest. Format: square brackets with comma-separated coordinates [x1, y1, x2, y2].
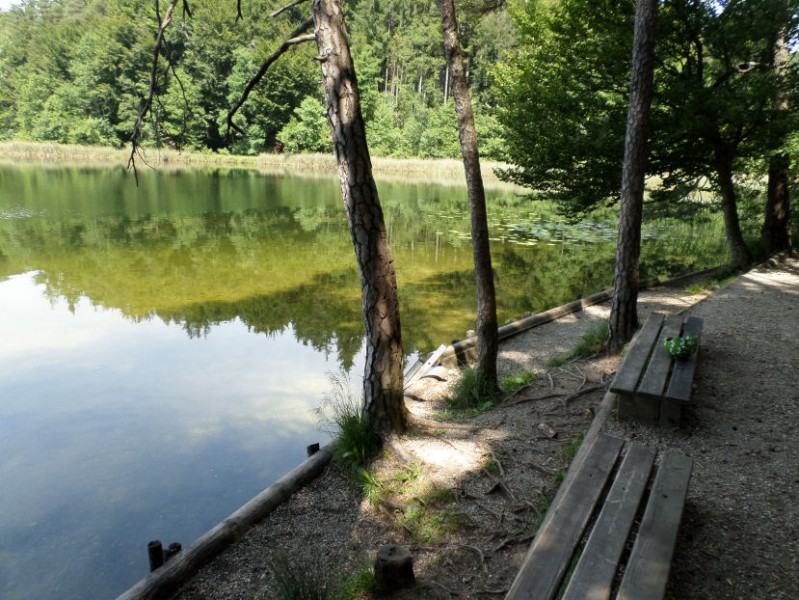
[0, 0, 796, 256]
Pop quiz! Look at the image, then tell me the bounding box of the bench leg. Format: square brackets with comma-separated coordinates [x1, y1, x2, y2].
[618, 394, 659, 425]
[660, 398, 683, 429]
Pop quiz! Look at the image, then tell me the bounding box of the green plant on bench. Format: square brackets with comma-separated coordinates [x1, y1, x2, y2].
[663, 335, 698, 359]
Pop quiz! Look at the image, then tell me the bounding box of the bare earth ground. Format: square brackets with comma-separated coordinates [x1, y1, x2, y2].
[173, 256, 798, 600]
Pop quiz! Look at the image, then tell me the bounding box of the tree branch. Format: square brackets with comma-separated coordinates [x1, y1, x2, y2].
[128, 0, 181, 181]
[270, 0, 310, 19]
[226, 15, 315, 139]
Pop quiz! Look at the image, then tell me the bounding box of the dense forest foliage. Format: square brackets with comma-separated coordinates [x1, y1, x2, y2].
[0, 0, 796, 256]
[0, 0, 512, 158]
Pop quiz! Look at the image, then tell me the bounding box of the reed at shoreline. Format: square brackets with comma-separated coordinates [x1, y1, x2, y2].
[0, 142, 516, 188]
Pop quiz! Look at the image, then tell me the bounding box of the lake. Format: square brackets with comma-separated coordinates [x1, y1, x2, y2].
[0, 162, 727, 598]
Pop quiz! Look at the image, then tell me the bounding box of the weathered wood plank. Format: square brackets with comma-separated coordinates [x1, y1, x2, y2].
[561, 444, 656, 600]
[664, 316, 703, 403]
[617, 451, 693, 600]
[505, 435, 624, 600]
[637, 315, 683, 400]
[610, 313, 664, 396]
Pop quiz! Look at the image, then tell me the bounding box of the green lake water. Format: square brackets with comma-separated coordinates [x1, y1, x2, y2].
[0, 162, 727, 598]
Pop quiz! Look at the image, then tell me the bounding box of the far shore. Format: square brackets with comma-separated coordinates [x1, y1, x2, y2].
[0, 141, 519, 189]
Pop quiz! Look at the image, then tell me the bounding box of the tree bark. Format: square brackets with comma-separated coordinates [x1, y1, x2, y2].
[762, 32, 792, 257]
[714, 147, 752, 271]
[763, 153, 792, 256]
[313, 0, 407, 436]
[437, 0, 499, 383]
[607, 0, 658, 354]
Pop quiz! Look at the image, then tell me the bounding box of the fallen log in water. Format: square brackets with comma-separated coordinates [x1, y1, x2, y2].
[116, 443, 334, 600]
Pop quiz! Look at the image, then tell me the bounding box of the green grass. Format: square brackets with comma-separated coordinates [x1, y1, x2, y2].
[316, 372, 380, 470]
[446, 367, 498, 410]
[561, 432, 585, 460]
[267, 551, 338, 600]
[545, 320, 609, 368]
[400, 505, 460, 543]
[500, 370, 539, 394]
[685, 266, 739, 295]
[339, 561, 376, 599]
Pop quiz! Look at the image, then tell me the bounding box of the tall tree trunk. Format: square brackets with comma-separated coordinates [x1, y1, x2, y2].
[437, 0, 499, 384]
[763, 153, 792, 255]
[313, 0, 407, 436]
[762, 32, 792, 256]
[714, 148, 752, 271]
[607, 0, 658, 353]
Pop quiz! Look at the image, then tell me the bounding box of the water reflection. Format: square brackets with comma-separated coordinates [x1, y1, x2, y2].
[0, 273, 343, 599]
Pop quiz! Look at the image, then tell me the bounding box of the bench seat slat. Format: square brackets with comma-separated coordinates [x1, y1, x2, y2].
[610, 313, 664, 396]
[617, 451, 694, 600]
[562, 444, 656, 600]
[664, 316, 703, 402]
[637, 315, 683, 400]
[505, 435, 624, 600]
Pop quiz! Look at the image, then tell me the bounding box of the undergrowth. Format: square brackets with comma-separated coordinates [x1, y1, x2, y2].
[316, 372, 380, 471]
[545, 320, 609, 368]
[500, 370, 539, 394]
[446, 367, 498, 410]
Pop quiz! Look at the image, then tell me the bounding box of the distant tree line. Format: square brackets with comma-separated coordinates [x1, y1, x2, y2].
[0, 0, 509, 159]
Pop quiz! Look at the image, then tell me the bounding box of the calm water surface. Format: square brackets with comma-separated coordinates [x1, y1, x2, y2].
[0, 163, 726, 598]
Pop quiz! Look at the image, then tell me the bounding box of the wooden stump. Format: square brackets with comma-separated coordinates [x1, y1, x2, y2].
[374, 544, 415, 595]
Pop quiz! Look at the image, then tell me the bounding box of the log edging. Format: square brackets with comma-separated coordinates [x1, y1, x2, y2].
[116, 444, 334, 600]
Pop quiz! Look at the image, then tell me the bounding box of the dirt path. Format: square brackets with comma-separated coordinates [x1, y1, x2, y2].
[172, 257, 798, 600]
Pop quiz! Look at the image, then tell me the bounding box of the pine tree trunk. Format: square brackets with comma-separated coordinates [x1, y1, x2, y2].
[607, 0, 657, 354]
[437, 0, 498, 383]
[714, 148, 752, 272]
[313, 0, 407, 436]
[762, 34, 792, 256]
[763, 153, 792, 256]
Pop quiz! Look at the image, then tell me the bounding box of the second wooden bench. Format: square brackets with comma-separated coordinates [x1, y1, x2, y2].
[506, 434, 693, 600]
[610, 312, 703, 428]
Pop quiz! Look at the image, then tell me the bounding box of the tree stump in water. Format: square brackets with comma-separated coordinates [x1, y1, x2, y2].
[374, 544, 415, 595]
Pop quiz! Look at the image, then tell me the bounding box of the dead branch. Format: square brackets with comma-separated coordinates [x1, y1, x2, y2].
[226, 16, 314, 139]
[270, 0, 309, 18]
[128, 0, 180, 181]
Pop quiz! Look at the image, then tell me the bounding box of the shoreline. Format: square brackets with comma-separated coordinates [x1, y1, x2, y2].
[0, 142, 517, 189]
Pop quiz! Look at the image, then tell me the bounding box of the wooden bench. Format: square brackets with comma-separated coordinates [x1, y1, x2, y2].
[610, 312, 703, 428]
[506, 434, 693, 600]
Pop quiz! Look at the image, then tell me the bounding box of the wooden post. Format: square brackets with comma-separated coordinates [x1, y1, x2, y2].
[164, 543, 182, 562]
[148, 541, 164, 573]
[374, 544, 415, 595]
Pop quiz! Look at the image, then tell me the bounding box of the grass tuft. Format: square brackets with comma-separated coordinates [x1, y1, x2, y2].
[500, 370, 539, 394]
[316, 372, 380, 470]
[545, 320, 609, 368]
[267, 551, 338, 600]
[446, 367, 498, 410]
[339, 560, 376, 599]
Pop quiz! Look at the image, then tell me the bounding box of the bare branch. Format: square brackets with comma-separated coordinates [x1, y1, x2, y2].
[236, 0, 243, 21]
[270, 0, 309, 19]
[226, 16, 315, 139]
[286, 33, 316, 45]
[128, 0, 181, 179]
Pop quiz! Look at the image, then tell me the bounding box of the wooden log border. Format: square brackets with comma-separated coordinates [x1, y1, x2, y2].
[116, 444, 334, 600]
[439, 265, 726, 366]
